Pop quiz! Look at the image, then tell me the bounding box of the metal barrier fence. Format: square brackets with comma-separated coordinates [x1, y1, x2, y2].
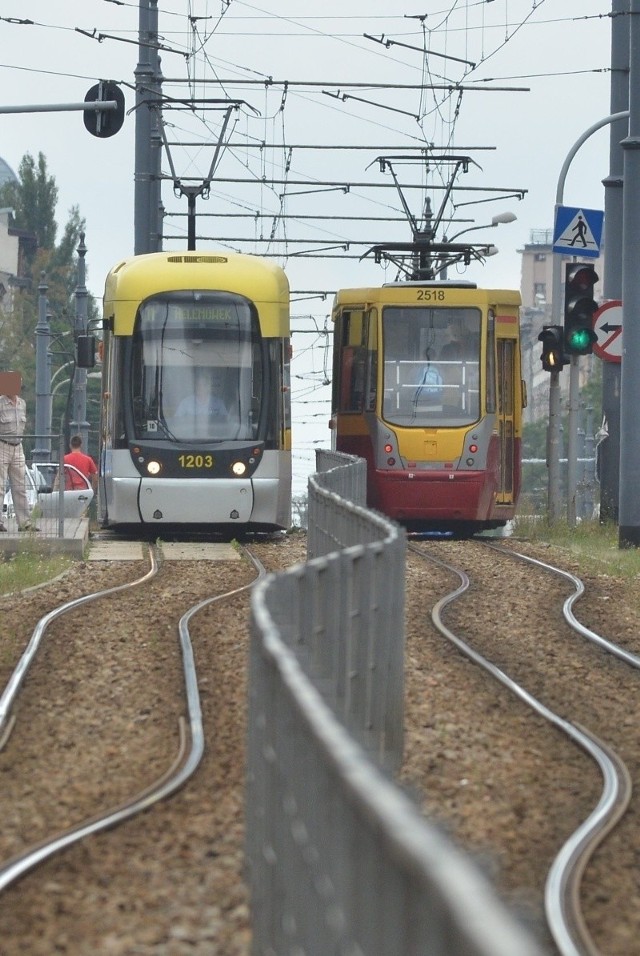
[1, 434, 94, 539]
[307, 450, 368, 557]
[246, 451, 546, 956]
[522, 456, 599, 520]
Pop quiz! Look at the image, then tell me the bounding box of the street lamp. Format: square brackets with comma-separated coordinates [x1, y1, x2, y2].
[438, 212, 517, 279]
[445, 211, 517, 245]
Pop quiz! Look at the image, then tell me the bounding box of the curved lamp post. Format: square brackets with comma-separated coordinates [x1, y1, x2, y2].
[440, 212, 517, 278]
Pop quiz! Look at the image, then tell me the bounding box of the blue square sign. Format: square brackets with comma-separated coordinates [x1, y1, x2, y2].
[552, 205, 603, 258]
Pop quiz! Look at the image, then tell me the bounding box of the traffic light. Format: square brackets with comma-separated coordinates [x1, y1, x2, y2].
[84, 81, 125, 138]
[538, 325, 567, 373]
[563, 263, 598, 355]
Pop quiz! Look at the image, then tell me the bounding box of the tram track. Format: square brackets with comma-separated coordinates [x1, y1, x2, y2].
[404, 539, 640, 956]
[0, 538, 284, 955]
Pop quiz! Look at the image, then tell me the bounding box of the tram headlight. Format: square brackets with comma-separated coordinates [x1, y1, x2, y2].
[231, 460, 247, 476]
[146, 460, 162, 475]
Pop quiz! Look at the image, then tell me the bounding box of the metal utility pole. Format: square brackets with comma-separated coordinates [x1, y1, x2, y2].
[547, 370, 563, 521]
[619, 0, 640, 547]
[134, 0, 163, 254]
[600, 0, 630, 521]
[70, 234, 89, 448]
[549, 107, 629, 525]
[33, 273, 51, 462]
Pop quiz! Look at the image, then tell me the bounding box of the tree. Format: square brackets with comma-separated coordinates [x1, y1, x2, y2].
[0, 152, 97, 427]
[0, 152, 59, 254]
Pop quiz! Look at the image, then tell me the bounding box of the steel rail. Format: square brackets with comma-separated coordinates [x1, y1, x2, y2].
[0, 545, 266, 892]
[0, 546, 160, 743]
[410, 542, 632, 956]
[491, 543, 640, 670]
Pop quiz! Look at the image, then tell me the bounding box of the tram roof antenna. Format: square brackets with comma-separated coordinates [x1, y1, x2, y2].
[375, 154, 477, 246]
[160, 103, 239, 251]
[377, 158, 420, 236]
[360, 239, 500, 281]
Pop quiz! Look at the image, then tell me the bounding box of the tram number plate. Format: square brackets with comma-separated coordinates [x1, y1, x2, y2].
[416, 288, 446, 302]
[178, 453, 215, 470]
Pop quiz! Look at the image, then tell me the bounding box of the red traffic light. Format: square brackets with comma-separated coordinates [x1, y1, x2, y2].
[566, 263, 598, 293]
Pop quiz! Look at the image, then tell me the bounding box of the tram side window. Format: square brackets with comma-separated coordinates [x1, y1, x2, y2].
[486, 311, 496, 414]
[365, 349, 377, 411]
[339, 346, 366, 412]
[337, 310, 367, 413]
[112, 340, 128, 448]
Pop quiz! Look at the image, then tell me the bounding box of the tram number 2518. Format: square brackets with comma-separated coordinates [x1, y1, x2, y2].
[416, 288, 446, 301]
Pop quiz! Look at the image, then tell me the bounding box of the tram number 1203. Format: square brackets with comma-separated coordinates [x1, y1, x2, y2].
[178, 453, 215, 469]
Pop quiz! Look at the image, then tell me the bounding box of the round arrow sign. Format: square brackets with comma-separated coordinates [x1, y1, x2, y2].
[593, 300, 622, 363]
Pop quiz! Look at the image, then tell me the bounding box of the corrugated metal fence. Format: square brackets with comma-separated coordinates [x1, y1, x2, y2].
[246, 451, 547, 956]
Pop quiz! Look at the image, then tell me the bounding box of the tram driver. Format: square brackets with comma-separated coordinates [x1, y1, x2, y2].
[172, 368, 229, 435]
[439, 314, 480, 414]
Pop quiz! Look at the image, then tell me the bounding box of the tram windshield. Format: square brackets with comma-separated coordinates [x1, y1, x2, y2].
[129, 291, 271, 442]
[381, 306, 481, 426]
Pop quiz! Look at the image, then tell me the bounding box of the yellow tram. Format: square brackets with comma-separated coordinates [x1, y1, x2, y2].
[98, 251, 291, 531]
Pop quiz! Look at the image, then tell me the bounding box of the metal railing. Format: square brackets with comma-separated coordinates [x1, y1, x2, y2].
[246, 451, 547, 955]
[2, 433, 93, 539]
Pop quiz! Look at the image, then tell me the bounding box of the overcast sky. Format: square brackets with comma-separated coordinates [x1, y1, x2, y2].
[1, 1, 615, 493]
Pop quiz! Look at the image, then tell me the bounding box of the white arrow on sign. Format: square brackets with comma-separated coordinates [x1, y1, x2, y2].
[593, 300, 622, 363]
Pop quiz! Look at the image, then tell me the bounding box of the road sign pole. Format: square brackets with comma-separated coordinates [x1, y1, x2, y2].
[550, 110, 629, 527]
[567, 357, 580, 527]
[548, 370, 563, 522]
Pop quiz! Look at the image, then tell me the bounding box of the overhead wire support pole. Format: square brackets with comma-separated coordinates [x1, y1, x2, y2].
[619, 0, 640, 548]
[162, 142, 498, 152]
[157, 176, 526, 194]
[161, 78, 529, 93]
[0, 102, 119, 114]
[134, 0, 161, 254]
[599, 0, 628, 524]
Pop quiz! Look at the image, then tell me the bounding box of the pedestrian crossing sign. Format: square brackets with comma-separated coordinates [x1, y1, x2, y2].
[552, 205, 603, 258]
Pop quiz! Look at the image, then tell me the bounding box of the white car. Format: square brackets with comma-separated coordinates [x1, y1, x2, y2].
[35, 463, 94, 519]
[3, 463, 94, 521]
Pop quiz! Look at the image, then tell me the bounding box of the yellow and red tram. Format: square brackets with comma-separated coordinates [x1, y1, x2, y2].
[330, 281, 525, 535]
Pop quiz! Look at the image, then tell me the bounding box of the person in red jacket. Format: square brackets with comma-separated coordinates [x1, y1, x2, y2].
[64, 434, 98, 491]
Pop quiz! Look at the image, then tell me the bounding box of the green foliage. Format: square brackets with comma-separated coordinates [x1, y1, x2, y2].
[512, 516, 640, 590]
[0, 551, 71, 595]
[522, 417, 548, 460]
[0, 151, 99, 436]
[0, 152, 58, 253]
